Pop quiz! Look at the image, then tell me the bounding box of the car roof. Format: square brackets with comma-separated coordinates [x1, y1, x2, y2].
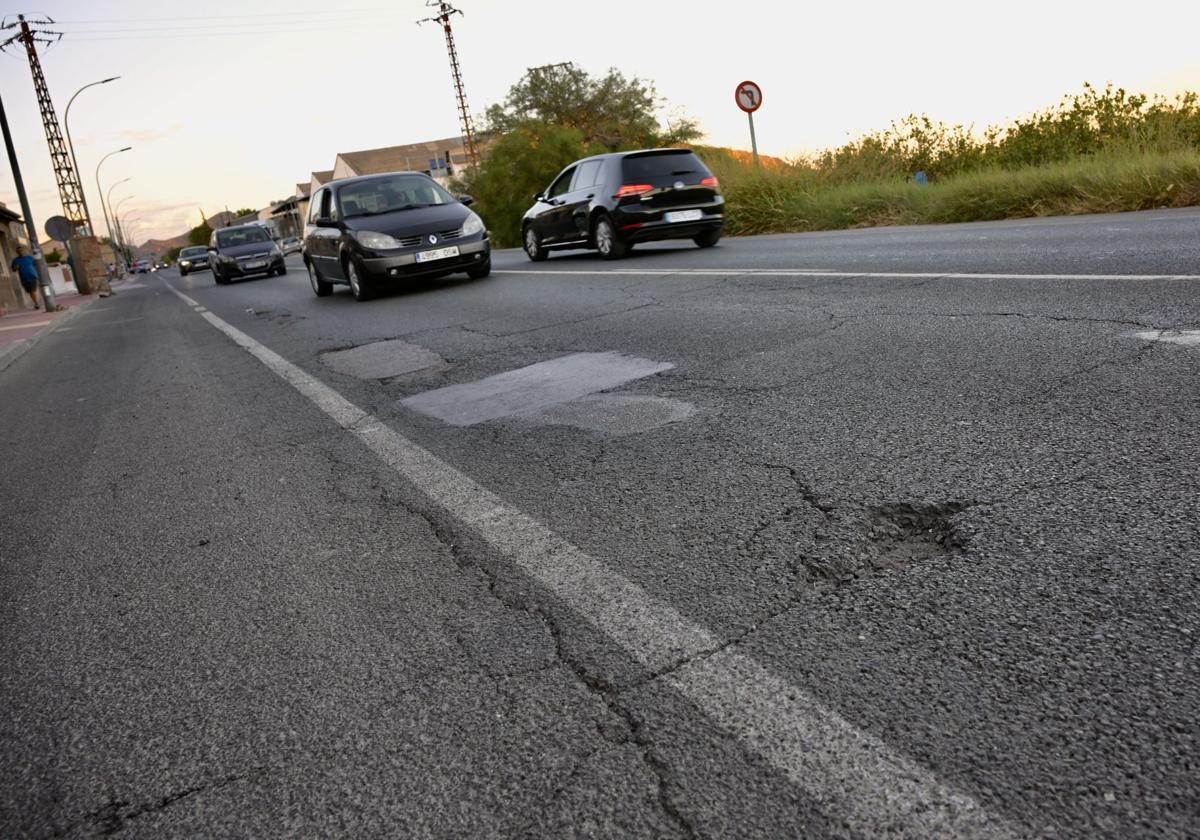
[216, 223, 269, 233]
[573, 147, 696, 165]
[325, 171, 432, 190]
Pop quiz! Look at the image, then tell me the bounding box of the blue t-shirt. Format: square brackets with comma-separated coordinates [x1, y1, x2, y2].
[11, 254, 37, 281]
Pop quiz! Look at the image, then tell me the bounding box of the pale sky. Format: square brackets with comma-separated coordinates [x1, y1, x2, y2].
[0, 0, 1197, 244]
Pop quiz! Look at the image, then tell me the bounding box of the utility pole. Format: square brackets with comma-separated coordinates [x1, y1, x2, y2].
[418, 1, 479, 171]
[0, 15, 90, 237]
[0, 85, 56, 310]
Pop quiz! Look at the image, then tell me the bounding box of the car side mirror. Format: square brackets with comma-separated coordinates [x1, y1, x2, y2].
[315, 217, 336, 228]
[458, 194, 474, 206]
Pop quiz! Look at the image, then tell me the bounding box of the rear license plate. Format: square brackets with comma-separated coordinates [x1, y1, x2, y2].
[245, 260, 267, 269]
[664, 209, 703, 223]
[415, 246, 460, 263]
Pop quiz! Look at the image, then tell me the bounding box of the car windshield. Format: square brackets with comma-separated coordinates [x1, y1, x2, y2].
[180, 247, 207, 257]
[215, 227, 271, 248]
[338, 175, 454, 218]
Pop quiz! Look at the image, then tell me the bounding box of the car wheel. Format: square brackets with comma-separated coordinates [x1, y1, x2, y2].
[214, 268, 228, 285]
[594, 215, 626, 260]
[694, 229, 721, 248]
[523, 225, 548, 262]
[308, 261, 332, 297]
[180, 268, 188, 276]
[346, 259, 373, 302]
[466, 257, 491, 280]
[276, 264, 288, 276]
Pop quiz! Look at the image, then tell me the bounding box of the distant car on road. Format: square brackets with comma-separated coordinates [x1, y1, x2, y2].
[131, 259, 151, 273]
[177, 246, 210, 276]
[207, 224, 287, 285]
[303, 171, 490, 302]
[279, 236, 302, 256]
[521, 148, 724, 261]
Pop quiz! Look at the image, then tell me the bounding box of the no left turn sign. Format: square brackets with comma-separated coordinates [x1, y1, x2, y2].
[735, 80, 762, 113]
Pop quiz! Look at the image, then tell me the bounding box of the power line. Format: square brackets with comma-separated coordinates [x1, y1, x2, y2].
[417, 1, 479, 171]
[47, 7, 398, 24]
[0, 14, 90, 236]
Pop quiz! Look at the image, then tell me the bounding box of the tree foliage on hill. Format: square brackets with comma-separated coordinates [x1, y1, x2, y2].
[232, 208, 257, 219]
[469, 63, 703, 247]
[485, 62, 700, 151]
[187, 221, 212, 247]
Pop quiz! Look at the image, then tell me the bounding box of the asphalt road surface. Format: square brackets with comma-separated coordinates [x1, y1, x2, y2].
[2, 208, 1198, 838]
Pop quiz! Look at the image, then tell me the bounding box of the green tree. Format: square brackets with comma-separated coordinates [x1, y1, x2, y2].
[460, 122, 605, 248]
[232, 208, 257, 219]
[44, 248, 63, 264]
[485, 62, 700, 151]
[187, 221, 212, 247]
[166, 246, 182, 263]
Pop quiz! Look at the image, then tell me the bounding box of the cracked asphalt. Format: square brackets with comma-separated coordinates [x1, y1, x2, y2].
[2, 207, 1198, 838]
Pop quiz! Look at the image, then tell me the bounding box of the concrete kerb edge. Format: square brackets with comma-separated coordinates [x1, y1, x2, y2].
[0, 298, 96, 376]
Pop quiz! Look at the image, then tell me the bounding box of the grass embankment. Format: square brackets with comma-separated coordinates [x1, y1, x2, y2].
[712, 150, 1200, 236]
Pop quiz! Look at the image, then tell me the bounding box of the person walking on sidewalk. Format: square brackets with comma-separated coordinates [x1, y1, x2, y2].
[10, 245, 40, 309]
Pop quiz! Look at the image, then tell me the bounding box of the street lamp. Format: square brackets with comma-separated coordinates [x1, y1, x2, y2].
[65, 76, 120, 237]
[118, 213, 140, 259]
[104, 176, 131, 255]
[96, 147, 131, 272]
[112, 197, 136, 264]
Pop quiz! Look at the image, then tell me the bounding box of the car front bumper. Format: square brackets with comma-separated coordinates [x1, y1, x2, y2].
[220, 254, 285, 278]
[360, 237, 490, 280]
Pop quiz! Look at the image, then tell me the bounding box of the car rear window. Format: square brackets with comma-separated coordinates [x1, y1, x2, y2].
[621, 151, 711, 183]
[180, 247, 207, 257]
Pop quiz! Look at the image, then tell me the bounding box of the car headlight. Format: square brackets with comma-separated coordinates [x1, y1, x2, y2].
[355, 230, 403, 249]
[461, 212, 484, 237]
[180, 260, 191, 267]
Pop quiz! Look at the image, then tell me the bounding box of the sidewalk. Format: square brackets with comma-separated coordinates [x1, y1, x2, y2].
[0, 291, 96, 374]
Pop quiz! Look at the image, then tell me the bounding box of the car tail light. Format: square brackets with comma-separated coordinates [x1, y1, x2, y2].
[614, 184, 654, 199]
[701, 176, 719, 187]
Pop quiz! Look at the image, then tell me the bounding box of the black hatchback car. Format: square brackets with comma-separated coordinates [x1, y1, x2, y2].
[303, 172, 490, 301]
[207, 224, 286, 284]
[521, 148, 724, 261]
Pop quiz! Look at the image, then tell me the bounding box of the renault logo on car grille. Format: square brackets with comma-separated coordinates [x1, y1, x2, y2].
[428, 234, 438, 245]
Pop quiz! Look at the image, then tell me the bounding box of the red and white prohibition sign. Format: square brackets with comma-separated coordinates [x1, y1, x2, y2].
[735, 80, 763, 113]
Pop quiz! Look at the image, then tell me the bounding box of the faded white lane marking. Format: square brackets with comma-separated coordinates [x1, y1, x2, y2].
[495, 268, 1200, 281]
[1133, 329, 1200, 347]
[0, 320, 53, 332]
[402, 352, 673, 426]
[161, 278, 1025, 839]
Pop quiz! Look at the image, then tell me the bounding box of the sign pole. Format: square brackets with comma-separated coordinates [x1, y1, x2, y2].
[735, 80, 763, 170]
[0, 87, 56, 311]
[747, 111, 760, 168]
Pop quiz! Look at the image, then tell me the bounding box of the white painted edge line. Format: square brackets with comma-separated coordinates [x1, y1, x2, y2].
[494, 268, 1200, 281]
[161, 278, 1026, 839]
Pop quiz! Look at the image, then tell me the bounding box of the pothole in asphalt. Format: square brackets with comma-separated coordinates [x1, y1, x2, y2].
[320, 339, 446, 380]
[866, 502, 970, 569]
[517, 394, 695, 435]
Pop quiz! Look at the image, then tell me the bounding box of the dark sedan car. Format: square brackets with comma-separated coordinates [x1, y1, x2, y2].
[177, 245, 210, 276]
[521, 148, 724, 261]
[303, 171, 490, 301]
[208, 224, 286, 285]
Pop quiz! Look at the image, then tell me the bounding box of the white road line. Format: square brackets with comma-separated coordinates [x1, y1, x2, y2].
[1133, 329, 1200, 347]
[162, 279, 1026, 839]
[494, 268, 1200, 281]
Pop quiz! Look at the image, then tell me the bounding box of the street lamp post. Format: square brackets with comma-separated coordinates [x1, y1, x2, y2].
[118, 213, 140, 262]
[96, 147, 131, 274]
[65, 76, 119, 237]
[112, 196, 135, 263]
[102, 176, 131, 273]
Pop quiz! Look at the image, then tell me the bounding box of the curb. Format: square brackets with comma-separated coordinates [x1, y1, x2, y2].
[0, 299, 95, 376]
